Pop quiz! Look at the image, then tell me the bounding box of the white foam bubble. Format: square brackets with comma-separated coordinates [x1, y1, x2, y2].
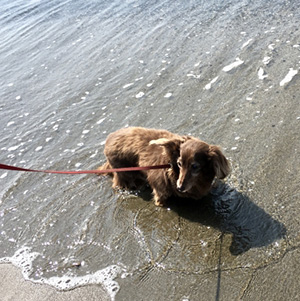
[135, 92, 144, 98]
[8, 145, 21, 151]
[1, 247, 123, 301]
[204, 76, 219, 90]
[35, 146, 43, 152]
[7, 121, 15, 127]
[0, 246, 39, 275]
[241, 38, 253, 49]
[187, 73, 201, 79]
[123, 83, 134, 89]
[268, 44, 275, 50]
[0, 172, 7, 179]
[222, 58, 244, 72]
[258, 67, 268, 80]
[46, 265, 122, 300]
[280, 68, 298, 86]
[53, 124, 59, 131]
[96, 117, 106, 125]
[263, 56, 271, 65]
[164, 92, 172, 98]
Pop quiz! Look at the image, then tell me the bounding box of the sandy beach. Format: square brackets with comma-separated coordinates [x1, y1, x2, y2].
[0, 264, 109, 301]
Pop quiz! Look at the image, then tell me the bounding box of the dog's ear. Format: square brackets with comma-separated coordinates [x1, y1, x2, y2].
[149, 136, 191, 147]
[149, 138, 175, 146]
[150, 137, 185, 161]
[209, 145, 230, 179]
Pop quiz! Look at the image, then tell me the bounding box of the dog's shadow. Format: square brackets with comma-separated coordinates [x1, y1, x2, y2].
[158, 181, 287, 255]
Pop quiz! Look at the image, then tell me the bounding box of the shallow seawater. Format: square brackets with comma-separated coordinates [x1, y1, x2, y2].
[0, 0, 299, 300]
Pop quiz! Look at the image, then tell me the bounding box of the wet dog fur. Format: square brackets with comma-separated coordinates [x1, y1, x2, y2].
[99, 127, 230, 206]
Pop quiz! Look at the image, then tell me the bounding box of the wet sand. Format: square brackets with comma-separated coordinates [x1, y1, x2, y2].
[2, 247, 300, 300]
[0, 264, 109, 301]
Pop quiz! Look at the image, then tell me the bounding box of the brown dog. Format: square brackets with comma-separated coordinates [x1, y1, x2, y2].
[99, 127, 230, 206]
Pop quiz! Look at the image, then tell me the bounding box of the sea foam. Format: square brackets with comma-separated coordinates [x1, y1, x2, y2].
[0, 247, 124, 301]
[222, 58, 244, 72]
[279, 68, 298, 86]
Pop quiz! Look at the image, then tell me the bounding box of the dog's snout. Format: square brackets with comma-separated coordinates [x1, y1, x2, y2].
[177, 173, 187, 192]
[177, 185, 183, 192]
[176, 181, 186, 193]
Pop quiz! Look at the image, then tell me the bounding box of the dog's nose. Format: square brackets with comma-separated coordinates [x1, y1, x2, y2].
[177, 184, 185, 192]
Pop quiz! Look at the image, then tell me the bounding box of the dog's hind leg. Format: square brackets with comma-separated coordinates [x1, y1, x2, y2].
[104, 157, 146, 190]
[113, 171, 146, 190]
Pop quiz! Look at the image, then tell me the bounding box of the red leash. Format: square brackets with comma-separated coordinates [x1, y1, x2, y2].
[0, 163, 171, 175]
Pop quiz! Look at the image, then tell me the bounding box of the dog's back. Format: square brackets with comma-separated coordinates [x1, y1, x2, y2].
[102, 127, 179, 190]
[104, 127, 179, 166]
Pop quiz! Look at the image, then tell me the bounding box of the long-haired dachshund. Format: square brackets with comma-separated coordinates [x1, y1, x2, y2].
[99, 127, 230, 206]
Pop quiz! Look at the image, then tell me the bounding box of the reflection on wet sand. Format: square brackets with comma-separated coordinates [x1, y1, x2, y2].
[113, 177, 287, 287]
[114, 178, 287, 300]
[194, 181, 285, 255]
[131, 179, 286, 257]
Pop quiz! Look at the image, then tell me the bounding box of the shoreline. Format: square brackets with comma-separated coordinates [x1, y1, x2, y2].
[0, 263, 109, 301]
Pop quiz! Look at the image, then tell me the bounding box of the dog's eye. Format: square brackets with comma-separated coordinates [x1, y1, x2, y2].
[177, 160, 182, 168]
[191, 163, 200, 171]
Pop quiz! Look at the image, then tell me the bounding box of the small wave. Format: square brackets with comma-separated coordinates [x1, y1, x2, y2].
[0, 246, 124, 301]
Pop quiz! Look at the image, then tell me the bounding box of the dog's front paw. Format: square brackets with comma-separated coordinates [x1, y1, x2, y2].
[153, 192, 167, 207]
[154, 198, 165, 207]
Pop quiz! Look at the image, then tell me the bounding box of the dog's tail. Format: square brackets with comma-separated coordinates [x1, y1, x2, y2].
[97, 161, 113, 176]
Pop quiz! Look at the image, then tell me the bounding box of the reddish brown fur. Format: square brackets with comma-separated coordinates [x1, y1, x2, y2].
[99, 127, 230, 206]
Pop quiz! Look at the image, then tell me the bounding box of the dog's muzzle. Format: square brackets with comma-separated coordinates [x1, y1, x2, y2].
[177, 184, 186, 193]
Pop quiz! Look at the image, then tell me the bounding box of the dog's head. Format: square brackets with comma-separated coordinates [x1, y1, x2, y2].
[150, 137, 230, 195]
